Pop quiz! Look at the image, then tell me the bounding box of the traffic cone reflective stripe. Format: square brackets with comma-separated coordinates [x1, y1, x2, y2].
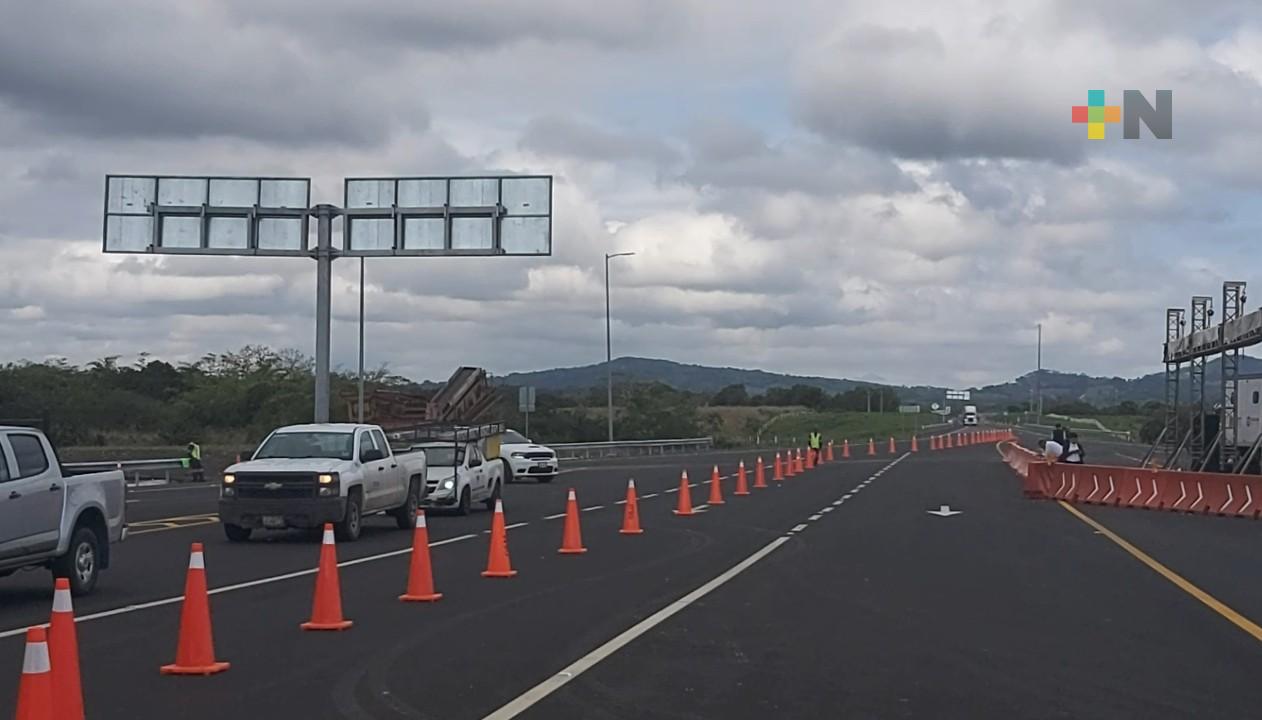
[753, 458, 767, 489]
[708, 465, 726, 505]
[483, 499, 518, 577]
[620, 480, 643, 534]
[674, 471, 695, 516]
[162, 543, 231, 672]
[301, 526, 353, 630]
[15, 627, 54, 720]
[48, 578, 84, 720]
[559, 488, 588, 554]
[400, 511, 443, 602]
[734, 461, 750, 496]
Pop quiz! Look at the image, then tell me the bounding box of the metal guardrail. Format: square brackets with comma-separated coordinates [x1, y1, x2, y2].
[63, 458, 187, 473]
[548, 437, 714, 460]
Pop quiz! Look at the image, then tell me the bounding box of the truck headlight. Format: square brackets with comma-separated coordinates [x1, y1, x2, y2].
[442, 479, 455, 490]
[223, 474, 235, 484]
[511, 452, 525, 458]
[318, 474, 336, 485]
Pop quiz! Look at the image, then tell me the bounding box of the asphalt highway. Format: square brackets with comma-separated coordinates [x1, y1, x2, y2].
[2, 434, 1260, 719]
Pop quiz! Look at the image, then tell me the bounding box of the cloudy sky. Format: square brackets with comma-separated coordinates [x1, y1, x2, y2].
[2, 0, 1261, 387]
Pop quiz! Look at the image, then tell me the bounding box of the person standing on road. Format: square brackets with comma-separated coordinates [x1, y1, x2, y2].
[1063, 433, 1085, 464]
[185, 441, 204, 483]
[808, 431, 822, 464]
[1052, 423, 1068, 448]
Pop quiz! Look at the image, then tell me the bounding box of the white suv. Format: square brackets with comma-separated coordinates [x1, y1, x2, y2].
[500, 430, 559, 483]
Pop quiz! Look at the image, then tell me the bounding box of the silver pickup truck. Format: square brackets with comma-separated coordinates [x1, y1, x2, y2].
[0, 427, 127, 595]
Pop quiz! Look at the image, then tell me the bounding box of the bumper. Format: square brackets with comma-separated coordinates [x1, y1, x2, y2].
[420, 489, 459, 508]
[508, 458, 559, 478]
[219, 497, 347, 529]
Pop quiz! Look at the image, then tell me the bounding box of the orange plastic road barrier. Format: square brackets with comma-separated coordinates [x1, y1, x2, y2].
[753, 458, 767, 489]
[708, 465, 726, 505]
[842, 439, 851, 458]
[826, 442, 835, 462]
[400, 510, 443, 602]
[910, 435, 919, 453]
[302, 526, 354, 630]
[558, 488, 588, 554]
[482, 499, 518, 577]
[674, 471, 696, 515]
[888, 437, 896, 454]
[620, 480, 644, 534]
[773, 453, 784, 481]
[735, 461, 750, 496]
[15, 627, 54, 720]
[163, 543, 232, 672]
[867, 438, 876, 456]
[48, 578, 84, 720]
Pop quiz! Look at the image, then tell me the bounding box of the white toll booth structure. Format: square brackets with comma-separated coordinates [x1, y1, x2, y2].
[102, 174, 553, 422]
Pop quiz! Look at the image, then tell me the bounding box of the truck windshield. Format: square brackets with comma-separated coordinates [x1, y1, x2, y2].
[256, 432, 355, 460]
[421, 445, 464, 466]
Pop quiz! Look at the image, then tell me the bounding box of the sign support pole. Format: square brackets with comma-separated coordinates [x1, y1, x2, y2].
[313, 204, 338, 423]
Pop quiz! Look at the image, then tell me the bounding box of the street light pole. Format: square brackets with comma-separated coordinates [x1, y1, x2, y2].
[605, 252, 635, 442]
[1036, 322, 1043, 424]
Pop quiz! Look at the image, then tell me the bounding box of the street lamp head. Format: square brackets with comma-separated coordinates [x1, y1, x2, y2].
[606, 251, 636, 259]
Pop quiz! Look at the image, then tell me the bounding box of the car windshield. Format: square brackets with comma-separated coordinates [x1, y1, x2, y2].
[255, 432, 355, 461]
[421, 445, 465, 466]
[501, 430, 528, 444]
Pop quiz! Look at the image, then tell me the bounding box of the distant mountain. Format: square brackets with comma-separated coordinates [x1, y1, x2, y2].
[496, 354, 1262, 409]
[498, 357, 948, 401]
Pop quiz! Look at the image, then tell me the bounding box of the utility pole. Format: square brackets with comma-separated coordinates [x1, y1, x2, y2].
[357, 257, 365, 423]
[1035, 322, 1043, 424]
[605, 252, 635, 442]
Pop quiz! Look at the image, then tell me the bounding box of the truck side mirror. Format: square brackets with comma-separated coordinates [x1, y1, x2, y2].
[361, 448, 385, 463]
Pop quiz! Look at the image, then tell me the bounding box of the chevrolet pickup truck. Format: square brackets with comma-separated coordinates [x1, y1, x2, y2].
[219, 423, 428, 542]
[0, 427, 127, 595]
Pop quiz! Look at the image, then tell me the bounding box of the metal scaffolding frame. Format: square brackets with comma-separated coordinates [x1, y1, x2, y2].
[1162, 307, 1185, 460]
[1189, 296, 1212, 466]
[1220, 281, 1246, 471]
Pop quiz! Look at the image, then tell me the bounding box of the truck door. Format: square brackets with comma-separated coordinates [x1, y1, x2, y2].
[467, 445, 487, 499]
[372, 429, 406, 507]
[358, 430, 390, 511]
[0, 432, 65, 559]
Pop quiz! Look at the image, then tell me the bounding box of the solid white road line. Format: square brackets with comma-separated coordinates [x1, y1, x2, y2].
[0, 533, 480, 640]
[481, 536, 791, 720]
[642, 493, 659, 499]
[582, 505, 605, 512]
[543, 513, 567, 520]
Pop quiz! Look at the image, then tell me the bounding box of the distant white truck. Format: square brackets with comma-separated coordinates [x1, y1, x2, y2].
[962, 405, 979, 426]
[219, 423, 428, 542]
[0, 426, 127, 595]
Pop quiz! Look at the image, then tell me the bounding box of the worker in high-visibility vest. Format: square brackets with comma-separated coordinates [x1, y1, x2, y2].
[809, 431, 822, 465]
[185, 441, 204, 482]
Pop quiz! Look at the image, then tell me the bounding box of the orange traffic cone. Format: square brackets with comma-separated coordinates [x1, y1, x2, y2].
[620, 479, 643, 535]
[795, 449, 805, 474]
[773, 452, 784, 481]
[482, 499, 518, 577]
[842, 439, 851, 459]
[559, 488, 588, 554]
[400, 510, 443, 602]
[784, 452, 796, 478]
[674, 471, 696, 515]
[48, 578, 84, 720]
[708, 465, 726, 505]
[867, 438, 876, 456]
[910, 435, 919, 453]
[162, 543, 232, 672]
[805, 447, 815, 470]
[888, 437, 896, 454]
[754, 458, 767, 489]
[301, 525, 353, 630]
[734, 461, 750, 496]
[826, 441, 835, 462]
[947, 434, 954, 449]
[15, 627, 53, 720]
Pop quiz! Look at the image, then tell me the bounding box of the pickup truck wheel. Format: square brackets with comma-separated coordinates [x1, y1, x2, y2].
[336, 491, 363, 542]
[393, 478, 420, 530]
[455, 487, 472, 516]
[223, 523, 252, 542]
[52, 526, 100, 596]
[483, 479, 502, 511]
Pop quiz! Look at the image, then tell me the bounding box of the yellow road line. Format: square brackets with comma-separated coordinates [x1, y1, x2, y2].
[1058, 500, 1262, 644]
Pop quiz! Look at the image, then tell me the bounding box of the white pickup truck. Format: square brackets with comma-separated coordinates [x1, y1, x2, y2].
[415, 439, 506, 515]
[0, 426, 127, 595]
[219, 423, 428, 542]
